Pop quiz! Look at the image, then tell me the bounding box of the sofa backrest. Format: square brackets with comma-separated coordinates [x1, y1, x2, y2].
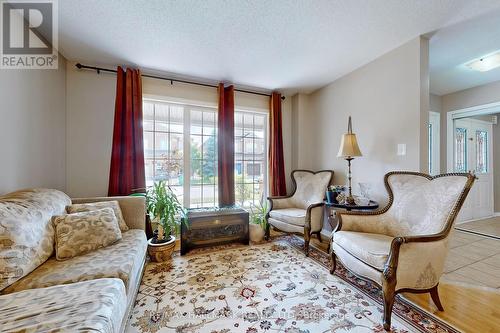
[0, 189, 71, 291]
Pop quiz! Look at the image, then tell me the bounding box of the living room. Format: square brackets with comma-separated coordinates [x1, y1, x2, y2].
[1, 1, 500, 333]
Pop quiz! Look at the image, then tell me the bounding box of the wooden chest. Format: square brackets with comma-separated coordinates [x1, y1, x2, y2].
[181, 206, 249, 255]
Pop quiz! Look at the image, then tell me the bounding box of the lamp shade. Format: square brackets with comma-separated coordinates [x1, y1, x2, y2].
[337, 133, 362, 158]
[337, 116, 362, 158]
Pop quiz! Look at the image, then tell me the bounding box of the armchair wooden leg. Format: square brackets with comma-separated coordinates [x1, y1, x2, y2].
[430, 285, 444, 311]
[382, 276, 396, 331]
[316, 232, 322, 242]
[330, 251, 336, 274]
[304, 226, 311, 257]
[264, 220, 270, 240]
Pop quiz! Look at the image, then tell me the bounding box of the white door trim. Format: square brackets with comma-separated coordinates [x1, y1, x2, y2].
[429, 111, 440, 175]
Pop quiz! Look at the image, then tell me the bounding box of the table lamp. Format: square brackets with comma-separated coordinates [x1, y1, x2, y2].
[337, 116, 362, 204]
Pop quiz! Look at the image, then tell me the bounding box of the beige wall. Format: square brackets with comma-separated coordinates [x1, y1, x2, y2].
[65, 62, 117, 197]
[293, 37, 430, 204]
[65, 61, 293, 197]
[430, 93, 442, 112]
[438, 80, 500, 211]
[0, 57, 67, 194]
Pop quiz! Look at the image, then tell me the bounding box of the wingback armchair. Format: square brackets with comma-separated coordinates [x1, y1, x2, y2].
[266, 170, 333, 256]
[330, 171, 475, 331]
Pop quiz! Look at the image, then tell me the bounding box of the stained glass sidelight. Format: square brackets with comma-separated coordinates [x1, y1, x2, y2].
[454, 127, 467, 172]
[476, 130, 488, 174]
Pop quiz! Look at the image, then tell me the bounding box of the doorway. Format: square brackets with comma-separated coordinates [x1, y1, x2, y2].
[447, 103, 498, 223]
[453, 118, 493, 221]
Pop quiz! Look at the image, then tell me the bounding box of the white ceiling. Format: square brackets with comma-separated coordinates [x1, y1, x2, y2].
[430, 8, 500, 96]
[58, 0, 500, 94]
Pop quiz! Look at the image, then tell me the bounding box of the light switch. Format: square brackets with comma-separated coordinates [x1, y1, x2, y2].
[397, 144, 406, 156]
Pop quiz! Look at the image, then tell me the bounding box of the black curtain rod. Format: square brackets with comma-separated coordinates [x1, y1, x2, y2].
[75, 63, 285, 100]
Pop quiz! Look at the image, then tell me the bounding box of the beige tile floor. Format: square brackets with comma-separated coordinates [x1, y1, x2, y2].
[443, 230, 500, 290]
[455, 216, 500, 238]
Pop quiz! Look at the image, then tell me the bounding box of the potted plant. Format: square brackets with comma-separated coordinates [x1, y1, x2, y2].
[249, 198, 268, 243]
[326, 185, 346, 204]
[146, 181, 186, 262]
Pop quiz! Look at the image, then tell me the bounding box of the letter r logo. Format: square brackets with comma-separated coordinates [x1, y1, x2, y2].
[2, 1, 53, 54]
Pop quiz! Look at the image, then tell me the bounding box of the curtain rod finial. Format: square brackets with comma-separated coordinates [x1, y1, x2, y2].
[75, 63, 82, 69]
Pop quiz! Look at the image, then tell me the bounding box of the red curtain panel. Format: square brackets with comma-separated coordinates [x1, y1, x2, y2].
[217, 83, 235, 206]
[108, 67, 145, 196]
[269, 92, 287, 196]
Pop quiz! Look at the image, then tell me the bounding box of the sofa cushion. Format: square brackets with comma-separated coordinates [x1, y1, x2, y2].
[0, 278, 126, 333]
[334, 231, 392, 270]
[2, 229, 147, 295]
[53, 208, 122, 260]
[269, 208, 306, 226]
[0, 189, 71, 291]
[67, 200, 129, 232]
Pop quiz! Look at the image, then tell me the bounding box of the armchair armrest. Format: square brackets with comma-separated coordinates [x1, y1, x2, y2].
[304, 202, 325, 233]
[335, 210, 386, 234]
[384, 230, 451, 290]
[267, 195, 294, 211]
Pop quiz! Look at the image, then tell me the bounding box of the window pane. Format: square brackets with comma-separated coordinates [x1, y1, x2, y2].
[155, 104, 169, 132]
[170, 133, 183, 159]
[170, 186, 184, 202]
[235, 113, 243, 136]
[202, 136, 216, 161]
[145, 159, 154, 186]
[170, 105, 184, 133]
[202, 185, 216, 207]
[454, 128, 467, 172]
[143, 102, 154, 131]
[476, 130, 488, 174]
[143, 132, 154, 159]
[203, 112, 215, 135]
[190, 160, 202, 184]
[254, 138, 265, 156]
[244, 137, 254, 155]
[190, 185, 202, 208]
[191, 111, 203, 135]
[165, 159, 183, 185]
[155, 133, 168, 159]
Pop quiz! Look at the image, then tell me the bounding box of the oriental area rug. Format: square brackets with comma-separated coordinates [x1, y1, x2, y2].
[126, 236, 459, 333]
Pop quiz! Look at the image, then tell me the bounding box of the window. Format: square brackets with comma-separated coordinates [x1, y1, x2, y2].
[190, 108, 218, 208]
[476, 130, 488, 174]
[234, 111, 268, 207]
[143, 99, 218, 208]
[454, 127, 467, 173]
[144, 99, 268, 208]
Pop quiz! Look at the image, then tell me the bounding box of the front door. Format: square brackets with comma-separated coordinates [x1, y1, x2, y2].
[454, 118, 493, 222]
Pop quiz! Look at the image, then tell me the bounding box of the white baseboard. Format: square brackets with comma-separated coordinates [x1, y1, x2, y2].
[494, 212, 500, 217]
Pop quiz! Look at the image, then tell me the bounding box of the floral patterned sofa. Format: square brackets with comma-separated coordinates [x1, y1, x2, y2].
[0, 189, 148, 333]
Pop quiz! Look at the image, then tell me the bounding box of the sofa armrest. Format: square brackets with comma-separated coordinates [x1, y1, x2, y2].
[71, 196, 146, 231]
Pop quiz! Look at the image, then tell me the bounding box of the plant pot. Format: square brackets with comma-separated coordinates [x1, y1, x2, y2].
[249, 223, 265, 243]
[147, 236, 176, 262]
[326, 191, 338, 204]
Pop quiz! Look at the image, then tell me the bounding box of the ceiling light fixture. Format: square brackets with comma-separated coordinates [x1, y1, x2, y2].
[466, 51, 500, 72]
